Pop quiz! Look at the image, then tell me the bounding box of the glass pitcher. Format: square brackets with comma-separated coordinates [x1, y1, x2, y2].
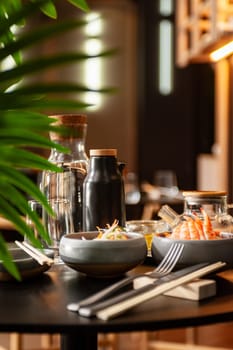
[39, 114, 89, 232]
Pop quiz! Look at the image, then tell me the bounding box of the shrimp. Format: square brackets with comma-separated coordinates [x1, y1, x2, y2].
[179, 221, 190, 240]
[171, 210, 219, 240]
[171, 218, 199, 240]
[170, 222, 183, 239]
[200, 208, 215, 239]
[191, 213, 206, 240]
[184, 216, 200, 240]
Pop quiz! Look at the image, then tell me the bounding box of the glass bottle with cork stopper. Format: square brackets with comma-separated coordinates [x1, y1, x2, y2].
[83, 148, 126, 231]
[39, 114, 89, 232]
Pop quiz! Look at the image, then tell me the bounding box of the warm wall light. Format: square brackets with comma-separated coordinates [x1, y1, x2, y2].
[83, 12, 103, 110]
[158, 20, 173, 95]
[158, 0, 174, 95]
[210, 41, 233, 62]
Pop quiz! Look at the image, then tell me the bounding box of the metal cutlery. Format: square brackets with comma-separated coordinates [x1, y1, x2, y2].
[67, 242, 184, 312]
[79, 261, 226, 319]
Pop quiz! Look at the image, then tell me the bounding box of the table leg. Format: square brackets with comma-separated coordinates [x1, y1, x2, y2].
[61, 333, 98, 350]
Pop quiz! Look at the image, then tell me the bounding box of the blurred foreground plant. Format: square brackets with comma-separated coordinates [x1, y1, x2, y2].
[0, 0, 114, 279]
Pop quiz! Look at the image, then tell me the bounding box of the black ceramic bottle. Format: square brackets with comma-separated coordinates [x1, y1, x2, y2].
[83, 149, 126, 231]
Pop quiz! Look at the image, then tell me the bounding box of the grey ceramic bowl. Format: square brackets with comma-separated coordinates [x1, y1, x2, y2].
[152, 235, 233, 267]
[0, 244, 54, 281]
[59, 231, 147, 278]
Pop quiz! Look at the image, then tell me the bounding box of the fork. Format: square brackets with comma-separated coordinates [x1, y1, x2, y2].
[67, 242, 184, 312]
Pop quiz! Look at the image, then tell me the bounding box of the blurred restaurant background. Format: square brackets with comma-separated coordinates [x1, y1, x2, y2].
[28, 0, 233, 200]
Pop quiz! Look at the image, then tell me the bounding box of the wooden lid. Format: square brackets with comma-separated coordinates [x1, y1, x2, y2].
[183, 190, 227, 197]
[90, 149, 117, 157]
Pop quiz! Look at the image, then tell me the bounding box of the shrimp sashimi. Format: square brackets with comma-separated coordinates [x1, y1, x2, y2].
[170, 223, 183, 239]
[169, 209, 220, 240]
[200, 208, 216, 239]
[179, 221, 190, 240]
[184, 216, 200, 240]
[192, 214, 206, 240]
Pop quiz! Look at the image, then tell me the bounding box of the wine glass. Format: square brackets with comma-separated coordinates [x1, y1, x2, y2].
[154, 170, 179, 198]
[124, 172, 141, 205]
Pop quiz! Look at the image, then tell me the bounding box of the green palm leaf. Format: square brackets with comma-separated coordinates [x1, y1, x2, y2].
[0, 110, 60, 129]
[0, 165, 54, 211]
[0, 49, 116, 91]
[0, 183, 51, 245]
[0, 96, 91, 111]
[68, 0, 89, 12]
[0, 236, 20, 281]
[0, 148, 61, 171]
[0, 0, 50, 35]
[0, 129, 66, 149]
[37, 0, 57, 19]
[0, 196, 39, 242]
[0, 19, 86, 61]
[6, 83, 116, 95]
[0, 0, 114, 280]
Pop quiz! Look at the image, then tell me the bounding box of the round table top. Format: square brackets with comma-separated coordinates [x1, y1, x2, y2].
[0, 263, 233, 335]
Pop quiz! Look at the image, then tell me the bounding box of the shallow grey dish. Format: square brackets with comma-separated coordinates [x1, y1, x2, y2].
[152, 235, 233, 267]
[59, 231, 147, 278]
[0, 243, 54, 281]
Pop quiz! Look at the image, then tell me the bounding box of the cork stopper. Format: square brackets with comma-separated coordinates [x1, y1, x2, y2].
[90, 149, 117, 157]
[49, 114, 87, 141]
[50, 114, 87, 126]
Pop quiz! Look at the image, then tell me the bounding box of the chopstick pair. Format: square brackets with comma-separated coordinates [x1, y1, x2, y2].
[15, 240, 54, 266]
[77, 261, 226, 320]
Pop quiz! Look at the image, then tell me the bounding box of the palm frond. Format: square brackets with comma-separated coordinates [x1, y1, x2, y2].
[0, 96, 91, 110]
[0, 0, 114, 280]
[0, 165, 54, 211]
[38, 0, 57, 19]
[0, 183, 51, 244]
[0, 236, 20, 280]
[0, 0, 51, 35]
[6, 83, 117, 95]
[67, 0, 90, 12]
[0, 19, 87, 61]
[0, 49, 116, 91]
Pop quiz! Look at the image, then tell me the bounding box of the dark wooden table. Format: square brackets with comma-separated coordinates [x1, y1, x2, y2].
[1, 263, 233, 350]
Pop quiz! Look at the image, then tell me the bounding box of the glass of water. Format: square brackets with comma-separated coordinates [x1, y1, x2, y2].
[43, 198, 74, 263]
[25, 199, 44, 245]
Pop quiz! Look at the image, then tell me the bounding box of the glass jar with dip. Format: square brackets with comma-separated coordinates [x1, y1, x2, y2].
[126, 219, 169, 255]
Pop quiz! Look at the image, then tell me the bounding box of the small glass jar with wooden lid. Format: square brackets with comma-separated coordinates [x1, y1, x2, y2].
[183, 190, 233, 232]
